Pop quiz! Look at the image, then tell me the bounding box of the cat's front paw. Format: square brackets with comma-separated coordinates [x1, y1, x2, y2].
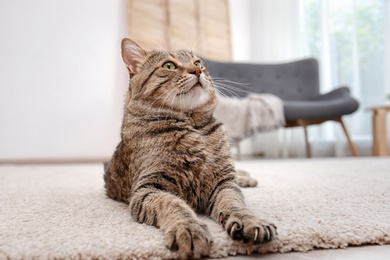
[220, 211, 277, 244]
[164, 220, 213, 259]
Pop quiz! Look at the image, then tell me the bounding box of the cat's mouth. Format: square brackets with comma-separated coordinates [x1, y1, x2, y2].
[179, 83, 204, 95]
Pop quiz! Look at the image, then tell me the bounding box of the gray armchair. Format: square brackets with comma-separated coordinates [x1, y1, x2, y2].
[203, 57, 359, 157]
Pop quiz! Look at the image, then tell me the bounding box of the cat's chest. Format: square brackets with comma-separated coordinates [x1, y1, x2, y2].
[171, 126, 222, 162]
[171, 127, 228, 205]
[171, 129, 210, 168]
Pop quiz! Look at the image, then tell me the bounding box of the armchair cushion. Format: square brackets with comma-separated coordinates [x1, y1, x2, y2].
[202, 58, 320, 101]
[284, 87, 360, 120]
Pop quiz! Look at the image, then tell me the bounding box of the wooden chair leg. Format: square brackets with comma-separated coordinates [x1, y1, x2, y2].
[296, 119, 311, 158]
[372, 111, 379, 156]
[377, 109, 389, 156]
[236, 141, 241, 160]
[337, 118, 359, 157]
[303, 124, 311, 158]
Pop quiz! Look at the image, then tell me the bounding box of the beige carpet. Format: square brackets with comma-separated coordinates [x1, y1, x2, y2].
[1, 158, 389, 259]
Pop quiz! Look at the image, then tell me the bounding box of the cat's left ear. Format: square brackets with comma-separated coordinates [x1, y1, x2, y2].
[121, 38, 147, 74]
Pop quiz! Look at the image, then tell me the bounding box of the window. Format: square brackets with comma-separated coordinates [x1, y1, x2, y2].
[299, 0, 389, 142]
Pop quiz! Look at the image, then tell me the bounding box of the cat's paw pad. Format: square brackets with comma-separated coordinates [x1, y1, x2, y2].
[235, 170, 258, 187]
[236, 169, 250, 177]
[164, 221, 213, 259]
[224, 213, 277, 244]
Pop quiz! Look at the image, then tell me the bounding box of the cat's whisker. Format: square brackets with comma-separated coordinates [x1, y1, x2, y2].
[213, 82, 252, 96]
[211, 79, 251, 89]
[191, 38, 211, 56]
[214, 86, 249, 96]
[151, 39, 172, 57]
[215, 89, 241, 100]
[211, 77, 251, 87]
[213, 84, 245, 100]
[191, 34, 204, 54]
[212, 81, 252, 97]
[215, 89, 232, 100]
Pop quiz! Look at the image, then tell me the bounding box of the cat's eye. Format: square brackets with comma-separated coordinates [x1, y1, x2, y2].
[162, 62, 177, 70]
[194, 61, 203, 69]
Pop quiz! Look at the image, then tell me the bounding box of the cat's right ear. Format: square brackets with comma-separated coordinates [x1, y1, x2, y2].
[121, 38, 147, 74]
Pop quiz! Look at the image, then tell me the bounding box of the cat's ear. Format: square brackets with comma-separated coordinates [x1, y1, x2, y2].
[121, 38, 147, 74]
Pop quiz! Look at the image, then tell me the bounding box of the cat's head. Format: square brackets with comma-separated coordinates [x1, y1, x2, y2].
[121, 38, 216, 113]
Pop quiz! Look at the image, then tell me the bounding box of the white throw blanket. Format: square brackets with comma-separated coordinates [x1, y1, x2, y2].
[213, 94, 285, 142]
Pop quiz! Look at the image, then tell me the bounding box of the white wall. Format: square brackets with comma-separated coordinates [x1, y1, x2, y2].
[229, 0, 301, 63]
[250, 0, 301, 62]
[0, 0, 128, 161]
[0, 0, 261, 161]
[228, 0, 251, 62]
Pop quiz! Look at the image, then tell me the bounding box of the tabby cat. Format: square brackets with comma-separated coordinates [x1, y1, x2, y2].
[104, 38, 277, 259]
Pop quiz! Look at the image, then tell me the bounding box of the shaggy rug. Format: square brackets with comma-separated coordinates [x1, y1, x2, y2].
[1, 158, 389, 259]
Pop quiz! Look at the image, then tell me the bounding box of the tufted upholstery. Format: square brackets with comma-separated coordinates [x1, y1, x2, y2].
[202, 57, 360, 157]
[203, 58, 320, 101]
[202, 57, 359, 122]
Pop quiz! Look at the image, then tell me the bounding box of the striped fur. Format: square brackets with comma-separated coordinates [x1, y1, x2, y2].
[104, 38, 277, 259]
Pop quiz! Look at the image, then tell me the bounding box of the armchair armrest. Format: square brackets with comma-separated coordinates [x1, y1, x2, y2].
[311, 86, 352, 101]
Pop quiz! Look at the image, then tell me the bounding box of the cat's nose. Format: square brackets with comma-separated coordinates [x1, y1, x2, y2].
[189, 69, 202, 77]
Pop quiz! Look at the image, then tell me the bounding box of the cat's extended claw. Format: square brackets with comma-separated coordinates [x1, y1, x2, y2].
[164, 220, 213, 259]
[230, 222, 238, 236]
[254, 228, 259, 242]
[224, 212, 277, 244]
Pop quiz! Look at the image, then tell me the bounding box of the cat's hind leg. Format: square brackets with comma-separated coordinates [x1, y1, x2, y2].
[235, 169, 258, 187]
[130, 187, 212, 259]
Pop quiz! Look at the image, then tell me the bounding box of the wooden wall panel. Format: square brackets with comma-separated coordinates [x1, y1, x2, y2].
[126, 0, 232, 61]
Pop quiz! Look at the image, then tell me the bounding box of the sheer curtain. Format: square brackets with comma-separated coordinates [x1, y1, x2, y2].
[232, 0, 306, 158]
[299, 0, 390, 156]
[231, 0, 390, 158]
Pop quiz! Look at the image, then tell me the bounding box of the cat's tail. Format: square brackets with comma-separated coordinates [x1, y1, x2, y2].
[103, 160, 111, 174]
[103, 160, 111, 176]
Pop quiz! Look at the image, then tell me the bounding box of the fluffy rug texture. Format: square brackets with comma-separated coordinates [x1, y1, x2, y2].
[1, 158, 390, 259]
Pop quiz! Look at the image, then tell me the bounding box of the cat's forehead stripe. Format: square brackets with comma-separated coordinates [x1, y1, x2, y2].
[177, 51, 194, 63]
[146, 50, 199, 65]
[147, 52, 165, 63]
